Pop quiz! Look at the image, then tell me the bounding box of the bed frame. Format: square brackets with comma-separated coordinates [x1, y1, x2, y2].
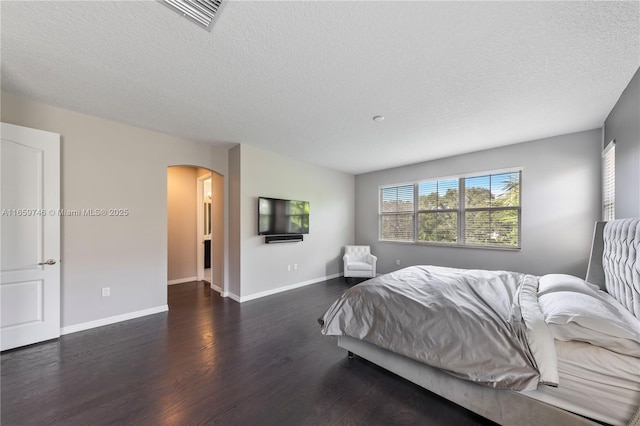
[338, 219, 640, 426]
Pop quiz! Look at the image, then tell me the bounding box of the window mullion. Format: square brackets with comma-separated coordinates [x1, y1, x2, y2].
[458, 178, 465, 245]
[413, 183, 418, 242]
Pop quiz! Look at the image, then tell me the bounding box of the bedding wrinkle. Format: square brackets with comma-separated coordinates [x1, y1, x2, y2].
[518, 274, 559, 385]
[321, 265, 548, 391]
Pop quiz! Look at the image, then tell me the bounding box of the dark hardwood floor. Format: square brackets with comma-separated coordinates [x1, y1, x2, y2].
[1, 279, 495, 425]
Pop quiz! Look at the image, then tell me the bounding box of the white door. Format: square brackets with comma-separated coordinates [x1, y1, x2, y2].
[1, 122, 60, 351]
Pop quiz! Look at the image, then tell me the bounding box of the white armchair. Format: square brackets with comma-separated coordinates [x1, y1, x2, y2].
[343, 245, 377, 279]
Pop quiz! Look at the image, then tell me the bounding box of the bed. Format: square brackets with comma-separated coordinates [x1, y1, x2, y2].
[319, 217, 640, 426]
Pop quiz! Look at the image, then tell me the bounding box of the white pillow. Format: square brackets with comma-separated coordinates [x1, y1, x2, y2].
[538, 274, 601, 296]
[539, 290, 640, 357]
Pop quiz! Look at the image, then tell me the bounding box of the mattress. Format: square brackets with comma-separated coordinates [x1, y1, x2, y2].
[522, 340, 640, 426]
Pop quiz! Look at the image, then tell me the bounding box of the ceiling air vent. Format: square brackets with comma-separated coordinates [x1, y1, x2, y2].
[160, 0, 223, 31]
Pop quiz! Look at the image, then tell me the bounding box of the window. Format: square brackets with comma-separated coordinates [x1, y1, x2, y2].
[380, 170, 521, 248]
[417, 179, 458, 243]
[379, 185, 414, 241]
[602, 141, 615, 221]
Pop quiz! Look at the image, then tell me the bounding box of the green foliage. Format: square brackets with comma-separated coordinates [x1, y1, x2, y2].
[465, 209, 519, 246]
[288, 201, 308, 214]
[419, 188, 458, 210]
[380, 175, 520, 247]
[288, 214, 309, 233]
[418, 212, 457, 243]
[463, 177, 520, 246]
[493, 176, 520, 207]
[465, 187, 492, 208]
[380, 214, 414, 241]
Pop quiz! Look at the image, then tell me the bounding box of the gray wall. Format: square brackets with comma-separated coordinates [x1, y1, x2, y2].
[230, 144, 354, 300]
[228, 145, 242, 298]
[604, 67, 640, 219]
[1, 93, 229, 328]
[355, 129, 602, 278]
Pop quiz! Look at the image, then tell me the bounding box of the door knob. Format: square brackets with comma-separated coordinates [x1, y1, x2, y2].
[38, 259, 57, 265]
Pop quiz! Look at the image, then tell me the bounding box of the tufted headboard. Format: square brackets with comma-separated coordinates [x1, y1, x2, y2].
[586, 217, 640, 318]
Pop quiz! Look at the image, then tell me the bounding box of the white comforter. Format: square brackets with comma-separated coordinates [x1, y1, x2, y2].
[320, 265, 558, 391]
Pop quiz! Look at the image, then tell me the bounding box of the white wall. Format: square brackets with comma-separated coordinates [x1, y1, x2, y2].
[355, 129, 602, 278]
[211, 171, 225, 290]
[604, 67, 640, 219]
[228, 145, 242, 298]
[167, 166, 197, 282]
[229, 144, 354, 300]
[5, 88, 615, 328]
[1, 93, 228, 329]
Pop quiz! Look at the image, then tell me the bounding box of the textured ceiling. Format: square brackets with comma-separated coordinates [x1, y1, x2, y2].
[1, 1, 639, 175]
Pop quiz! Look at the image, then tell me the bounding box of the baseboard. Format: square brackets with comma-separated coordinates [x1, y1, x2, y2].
[60, 274, 340, 333]
[168, 276, 198, 285]
[60, 305, 169, 335]
[238, 273, 342, 303]
[227, 292, 241, 302]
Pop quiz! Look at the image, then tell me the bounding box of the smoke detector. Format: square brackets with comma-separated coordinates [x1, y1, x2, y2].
[160, 0, 223, 31]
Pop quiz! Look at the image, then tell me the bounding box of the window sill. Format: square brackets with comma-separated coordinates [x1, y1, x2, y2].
[378, 240, 521, 251]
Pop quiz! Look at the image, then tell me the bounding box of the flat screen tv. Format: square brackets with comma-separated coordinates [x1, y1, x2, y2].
[258, 197, 309, 235]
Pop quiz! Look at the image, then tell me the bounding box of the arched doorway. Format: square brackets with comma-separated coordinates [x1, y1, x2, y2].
[167, 165, 224, 294]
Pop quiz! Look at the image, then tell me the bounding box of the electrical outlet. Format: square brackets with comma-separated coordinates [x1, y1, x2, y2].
[395, 259, 401, 265]
[102, 287, 111, 297]
[287, 265, 291, 272]
[294, 263, 298, 270]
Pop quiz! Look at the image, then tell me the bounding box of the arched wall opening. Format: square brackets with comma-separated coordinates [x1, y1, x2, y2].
[167, 165, 225, 294]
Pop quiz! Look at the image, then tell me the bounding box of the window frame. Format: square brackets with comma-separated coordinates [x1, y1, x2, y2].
[415, 177, 460, 245]
[378, 183, 416, 242]
[379, 168, 522, 250]
[602, 140, 615, 221]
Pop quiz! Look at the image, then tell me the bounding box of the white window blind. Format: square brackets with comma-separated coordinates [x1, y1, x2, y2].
[602, 141, 615, 221]
[379, 169, 521, 248]
[464, 171, 520, 247]
[417, 179, 459, 243]
[379, 185, 415, 241]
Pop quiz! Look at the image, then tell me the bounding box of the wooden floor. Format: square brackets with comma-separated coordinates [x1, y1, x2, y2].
[1, 279, 495, 425]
